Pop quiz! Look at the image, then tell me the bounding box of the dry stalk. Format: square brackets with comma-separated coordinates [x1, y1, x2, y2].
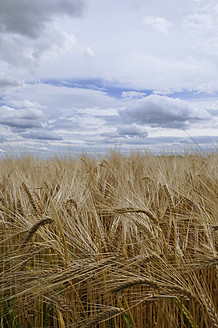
[20, 218, 54, 248]
[82, 306, 124, 328]
[103, 207, 159, 225]
[184, 257, 218, 271]
[112, 277, 199, 303]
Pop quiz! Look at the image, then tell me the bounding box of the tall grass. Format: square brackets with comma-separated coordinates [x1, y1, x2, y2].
[0, 150, 217, 327]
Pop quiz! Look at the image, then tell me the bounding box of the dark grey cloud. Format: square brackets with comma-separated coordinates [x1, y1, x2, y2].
[0, 119, 41, 129]
[102, 124, 148, 139]
[22, 129, 63, 140]
[0, 103, 44, 131]
[0, 0, 84, 38]
[117, 125, 148, 138]
[0, 76, 23, 89]
[119, 95, 211, 129]
[0, 0, 85, 70]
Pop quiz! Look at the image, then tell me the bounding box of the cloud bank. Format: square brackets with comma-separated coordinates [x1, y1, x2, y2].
[119, 95, 211, 129]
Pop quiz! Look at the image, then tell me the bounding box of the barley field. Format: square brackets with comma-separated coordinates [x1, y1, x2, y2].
[0, 150, 217, 328]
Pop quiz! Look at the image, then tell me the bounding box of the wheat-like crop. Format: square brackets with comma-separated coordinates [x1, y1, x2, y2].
[0, 150, 217, 327]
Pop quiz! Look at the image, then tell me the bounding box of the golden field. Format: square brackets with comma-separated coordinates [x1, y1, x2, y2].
[0, 151, 217, 327]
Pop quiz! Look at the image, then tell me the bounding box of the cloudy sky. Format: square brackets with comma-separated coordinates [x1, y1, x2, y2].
[0, 0, 218, 155]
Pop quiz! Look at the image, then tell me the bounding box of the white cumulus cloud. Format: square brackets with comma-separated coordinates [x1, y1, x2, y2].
[141, 16, 173, 34]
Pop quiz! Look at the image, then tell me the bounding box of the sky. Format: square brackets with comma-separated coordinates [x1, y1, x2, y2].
[0, 0, 218, 156]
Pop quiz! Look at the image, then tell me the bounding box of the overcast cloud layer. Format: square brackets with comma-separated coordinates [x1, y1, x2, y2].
[0, 0, 217, 155]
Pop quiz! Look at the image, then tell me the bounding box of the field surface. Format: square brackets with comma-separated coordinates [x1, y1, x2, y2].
[0, 151, 217, 327]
